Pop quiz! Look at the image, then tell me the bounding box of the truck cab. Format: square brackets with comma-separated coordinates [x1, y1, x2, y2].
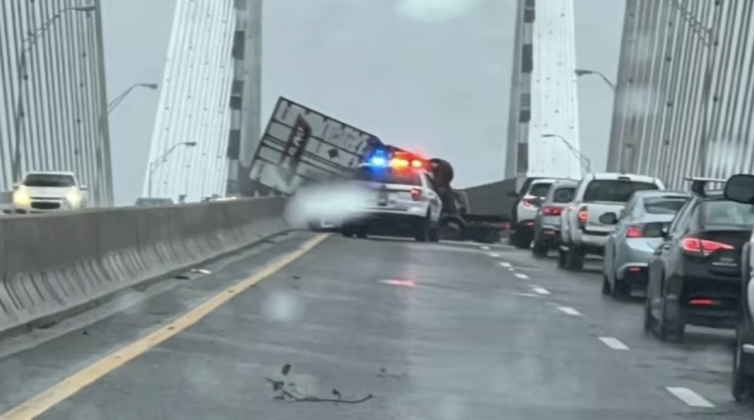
[558, 173, 664, 271]
[12, 171, 87, 214]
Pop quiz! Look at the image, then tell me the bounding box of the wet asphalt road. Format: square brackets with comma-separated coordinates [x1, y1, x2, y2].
[1, 231, 753, 419]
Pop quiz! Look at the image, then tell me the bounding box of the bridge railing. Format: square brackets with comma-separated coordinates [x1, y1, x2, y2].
[0, 197, 289, 336]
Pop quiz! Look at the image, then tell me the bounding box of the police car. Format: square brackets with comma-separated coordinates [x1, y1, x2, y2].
[341, 152, 443, 242]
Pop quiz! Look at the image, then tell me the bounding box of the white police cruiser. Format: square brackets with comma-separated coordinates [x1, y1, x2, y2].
[341, 153, 443, 242]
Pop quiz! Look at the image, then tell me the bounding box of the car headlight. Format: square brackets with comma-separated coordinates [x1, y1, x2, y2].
[13, 187, 30, 206]
[66, 189, 82, 207]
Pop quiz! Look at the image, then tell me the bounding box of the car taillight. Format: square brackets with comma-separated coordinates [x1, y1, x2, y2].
[542, 207, 562, 216]
[680, 237, 734, 256]
[410, 188, 422, 201]
[577, 206, 588, 226]
[522, 199, 533, 208]
[626, 225, 643, 238]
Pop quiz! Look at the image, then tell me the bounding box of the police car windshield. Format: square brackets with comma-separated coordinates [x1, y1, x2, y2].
[701, 199, 754, 227]
[584, 180, 659, 203]
[354, 167, 421, 186]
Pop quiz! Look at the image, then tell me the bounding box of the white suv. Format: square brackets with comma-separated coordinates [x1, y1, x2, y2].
[342, 162, 443, 241]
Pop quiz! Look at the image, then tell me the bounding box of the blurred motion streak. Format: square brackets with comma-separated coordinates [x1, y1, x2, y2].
[284, 181, 372, 228]
[607, 0, 754, 186]
[0, 0, 113, 206]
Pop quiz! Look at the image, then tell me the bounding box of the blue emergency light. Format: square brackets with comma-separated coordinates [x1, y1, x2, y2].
[369, 156, 387, 167]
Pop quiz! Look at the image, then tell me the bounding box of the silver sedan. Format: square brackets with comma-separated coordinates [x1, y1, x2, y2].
[601, 190, 691, 299]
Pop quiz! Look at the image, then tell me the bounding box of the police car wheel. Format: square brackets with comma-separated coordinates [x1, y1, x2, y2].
[414, 218, 430, 242]
[428, 226, 440, 242]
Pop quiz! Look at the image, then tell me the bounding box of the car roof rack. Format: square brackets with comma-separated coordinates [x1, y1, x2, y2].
[683, 177, 726, 197]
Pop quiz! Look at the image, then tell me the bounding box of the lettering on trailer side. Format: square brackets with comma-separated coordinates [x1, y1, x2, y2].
[250, 97, 382, 194]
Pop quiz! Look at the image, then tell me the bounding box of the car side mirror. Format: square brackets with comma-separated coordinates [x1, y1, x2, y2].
[598, 212, 618, 225]
[725, 174, 754, 204]
[660, 225, 670, 238]
[80, 185, 88, 190]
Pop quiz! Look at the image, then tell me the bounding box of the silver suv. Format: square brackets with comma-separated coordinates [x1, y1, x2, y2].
[531, 180, 578, 257]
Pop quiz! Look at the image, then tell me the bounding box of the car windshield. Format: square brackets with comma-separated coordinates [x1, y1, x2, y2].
[701, 199, 754, 227]
[23, 174, 75, 187]
[643, 196, 689, 215]
[528, 183, 552, 197]
[583, 180, 659, 203]
[354, 167, 421, 185]
[552, 187, 575, 203]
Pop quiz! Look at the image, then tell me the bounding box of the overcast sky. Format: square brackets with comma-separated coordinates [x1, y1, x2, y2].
[101, 0, 624, 204]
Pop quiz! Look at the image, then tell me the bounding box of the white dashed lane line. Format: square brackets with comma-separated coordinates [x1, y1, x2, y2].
[514, 272, 529, 279]
[481, 246, 490, 250]
[532, 287, 550, 295]
[598, 337, 629, 350]
[499, 262, 512, 268]
[665, 387, 715, 408]
[488, 252, 500, 257]
[558, 306, 580, 316]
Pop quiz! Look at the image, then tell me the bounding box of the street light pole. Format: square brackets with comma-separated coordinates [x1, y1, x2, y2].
[542, 134, 592, 173]
[107, 83, 159, 114]
[574, 68, 616, 92]
[147, 142, 198, 197]
[11, 5, 96, 182]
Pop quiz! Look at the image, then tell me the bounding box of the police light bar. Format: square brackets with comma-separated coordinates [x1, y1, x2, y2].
[684, 176, 726, 197]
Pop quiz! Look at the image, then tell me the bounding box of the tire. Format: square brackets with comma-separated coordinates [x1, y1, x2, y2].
[602, 274, 610, 296]
[512, 231, 530, 249]
[414, 217, 430, 242]
[428, 225, 440, 243]
[532, 240, 548, 257]
[557, 246, 567, 268]
[659, 291, 685, 343]
[611, 274, 631, 300]
[733, 327, 754, 402]
[643, 294, 655, 333]
[341, 226, 354, 238]
[564, 242, 584, 271]
[356, 226, 368, 239]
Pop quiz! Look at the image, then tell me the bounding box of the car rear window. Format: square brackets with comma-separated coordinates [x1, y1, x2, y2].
[552, 187, 575, 203]
[354, 167, 421, 185]
[583, 180, 659, 203]
[643, 196, 689, 215]
[528, 183, 552, 197]
[701, 200, 754, 227]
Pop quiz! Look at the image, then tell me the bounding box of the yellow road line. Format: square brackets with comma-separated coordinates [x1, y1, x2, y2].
[0, 233, 330, 420]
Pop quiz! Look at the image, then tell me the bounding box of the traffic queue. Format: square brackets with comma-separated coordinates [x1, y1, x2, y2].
[519, 173, 754, 402]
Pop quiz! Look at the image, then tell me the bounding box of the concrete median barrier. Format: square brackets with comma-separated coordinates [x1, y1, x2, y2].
[0, 197, 289, 335]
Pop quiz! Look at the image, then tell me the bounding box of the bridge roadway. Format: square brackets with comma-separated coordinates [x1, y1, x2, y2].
[0, 231, 750, 419]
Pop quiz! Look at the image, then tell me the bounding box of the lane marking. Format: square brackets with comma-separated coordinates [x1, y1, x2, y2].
[665, 387, 715, 408]
[558, 306, 580, 316]
[488, 252, 500, 257]
[532, 287, 550, 295]
[514, 272, 529, 279]
[598, 337, 629, 350]
[481, 246, 490, 250]
[499, 262, 512, 268]
[0, 233, 330, 420]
